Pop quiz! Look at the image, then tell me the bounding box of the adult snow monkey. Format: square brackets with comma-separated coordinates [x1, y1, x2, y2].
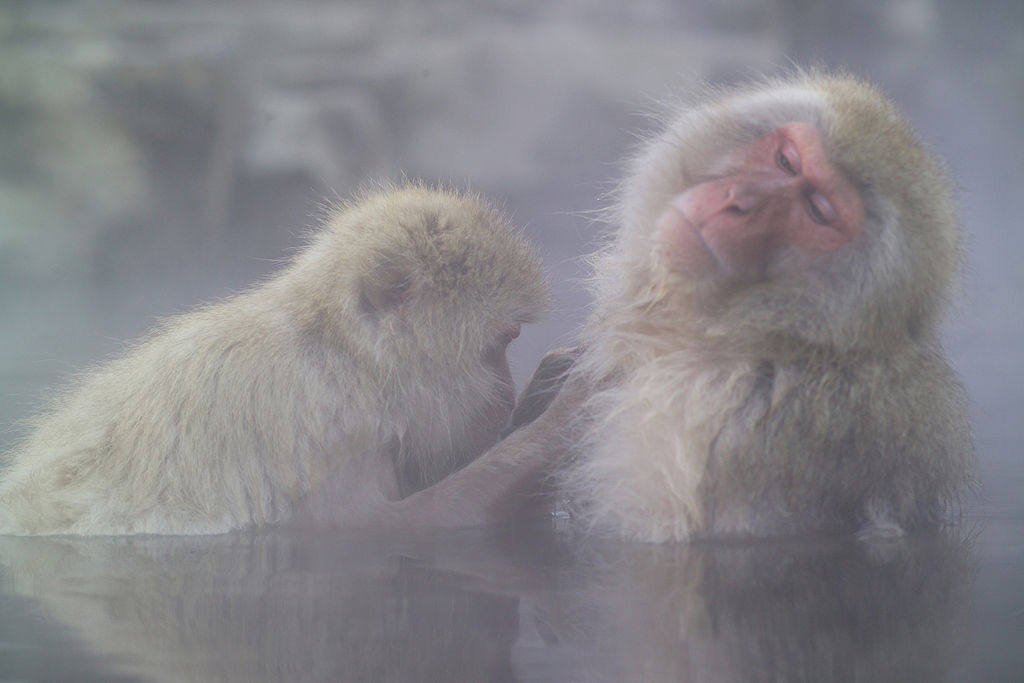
[392, 71, 973, 542]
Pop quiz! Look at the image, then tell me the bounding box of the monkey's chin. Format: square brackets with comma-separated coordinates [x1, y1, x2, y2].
[484, 382, 516, 430]
[655, 205, 718, 276]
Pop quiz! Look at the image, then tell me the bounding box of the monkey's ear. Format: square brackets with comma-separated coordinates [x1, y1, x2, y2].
[359, 262, 415, 316]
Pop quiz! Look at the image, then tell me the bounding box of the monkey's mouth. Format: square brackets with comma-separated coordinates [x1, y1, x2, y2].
[655, 203, 720, 275]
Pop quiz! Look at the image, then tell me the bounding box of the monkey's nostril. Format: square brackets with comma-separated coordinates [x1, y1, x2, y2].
[723, 186, 756, 214]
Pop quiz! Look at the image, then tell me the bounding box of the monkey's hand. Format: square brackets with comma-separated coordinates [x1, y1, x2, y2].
[383, 376, 584, 528]
[503, 345, 582, 436]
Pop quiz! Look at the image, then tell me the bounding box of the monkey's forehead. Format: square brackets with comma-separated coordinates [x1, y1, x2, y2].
[680, 76, 942, 197]
[714, 85, 827, 131]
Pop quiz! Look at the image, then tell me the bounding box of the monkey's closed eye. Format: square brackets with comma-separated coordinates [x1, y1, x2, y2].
[806, 192, 833, 225]
[777, 150, 794, 173]
[777, 140, 801, 175]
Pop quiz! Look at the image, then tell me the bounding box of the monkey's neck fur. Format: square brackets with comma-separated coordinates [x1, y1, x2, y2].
[562, 280, 972, 543]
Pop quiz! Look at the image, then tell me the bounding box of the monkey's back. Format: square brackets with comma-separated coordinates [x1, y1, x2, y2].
[0, 290, 367, 535]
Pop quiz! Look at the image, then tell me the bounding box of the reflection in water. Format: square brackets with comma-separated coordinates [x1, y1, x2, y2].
[536, 531, 974, 682]
[0, 528, 527, 682]
[0, 526, 972, 682]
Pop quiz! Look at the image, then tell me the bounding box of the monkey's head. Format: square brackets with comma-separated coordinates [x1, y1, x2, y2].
[294, 185, 548, 481]
[612, 71, 962, 354]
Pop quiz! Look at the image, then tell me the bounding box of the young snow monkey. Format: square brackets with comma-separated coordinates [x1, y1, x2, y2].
[391, 71, 974, 542]
[0, 185, 548, 535]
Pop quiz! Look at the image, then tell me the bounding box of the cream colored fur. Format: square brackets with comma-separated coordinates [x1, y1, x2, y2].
[0, 185, 548, 535]
[558, 72, 973, 541]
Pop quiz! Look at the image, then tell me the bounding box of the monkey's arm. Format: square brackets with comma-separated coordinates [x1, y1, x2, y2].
[385, 377, 583, 527]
